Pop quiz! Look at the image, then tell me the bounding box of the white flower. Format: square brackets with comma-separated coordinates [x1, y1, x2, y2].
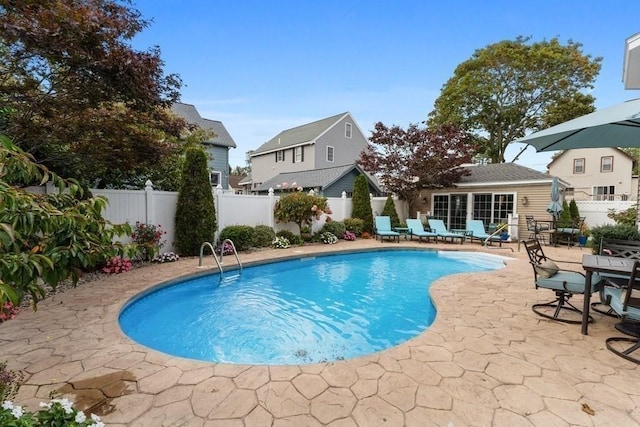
[91, 413, 105, 427]
[2, 400, 13, 410]
[39, 401, 52, 409]
[52, 398, 74, 414]
[11, 405, 23, 418]
[75, 410, 87, 423]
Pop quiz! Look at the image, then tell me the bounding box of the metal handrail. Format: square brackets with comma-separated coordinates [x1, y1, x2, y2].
[220, 239, 242, 274]
[198, 242, 223, 277]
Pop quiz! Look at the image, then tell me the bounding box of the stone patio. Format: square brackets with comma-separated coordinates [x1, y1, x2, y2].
[2, 239, 640, 426]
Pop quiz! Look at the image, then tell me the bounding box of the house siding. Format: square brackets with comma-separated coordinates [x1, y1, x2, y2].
[251, 144, 316, 186]
[549, 147, 634, 201]
[206, 145, 231, 188]
[314, 116, 368, 169]
[323, 169, 362, 197]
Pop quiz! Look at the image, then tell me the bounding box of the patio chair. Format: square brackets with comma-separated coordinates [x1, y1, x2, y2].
[601, 260, 640, 364]
[526, 215, 550, 245]
[556, 216, 585, 248]
[405, 219, 438, 243]
[524, 239, 600, 324]
[374, 216, 400, 243]
[465, 219, 502, 247]
[591, 238, 640, 317]
[427, 219, 465, 244]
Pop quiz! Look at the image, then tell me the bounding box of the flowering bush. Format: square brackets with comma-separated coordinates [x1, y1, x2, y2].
[320, 232, 338, 244]
[343, 231, 356, 241]
[0, 302, 19, 323]
[0, 399, 104, 426]
[102, 256, 133, 274]
[216, 240, 235, 256]
[131, 222, 166, 261]
[0, 362, 24, 402]
[152, 252, 179, 263]
[272, 236, 291, 249]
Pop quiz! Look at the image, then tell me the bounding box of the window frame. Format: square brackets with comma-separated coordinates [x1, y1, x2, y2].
[294, 146, 303, 163]
[345, 123, 352, 139]
[326, 145, 334, 162]
[600, 156, 613, 173]
[209, 171, 221, 186]
[573, 158, 585, 174]
[276, 150, 285, 162]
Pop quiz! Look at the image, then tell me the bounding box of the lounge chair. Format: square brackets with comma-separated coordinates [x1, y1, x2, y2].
[405, 219, 438, 243]
[427, 219, 465, 244]
[465, 219, 502, 247]
[524, 239, 600, 324]
[374, 216, 400, 243]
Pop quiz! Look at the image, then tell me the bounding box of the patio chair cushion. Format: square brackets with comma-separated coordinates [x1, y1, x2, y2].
[535, 260, 559, 278]
[537, 271, 601, 294]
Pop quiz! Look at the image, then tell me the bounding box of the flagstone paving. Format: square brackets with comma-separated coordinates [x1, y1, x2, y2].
[3, 239, 640, 426]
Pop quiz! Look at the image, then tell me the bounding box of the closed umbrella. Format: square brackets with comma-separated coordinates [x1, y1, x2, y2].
[547, 177, 563, 221]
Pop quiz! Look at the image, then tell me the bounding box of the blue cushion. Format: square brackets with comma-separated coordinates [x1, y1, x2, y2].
[603, 287, 640, 321]
[557, 228, 580, 235]
[536, 271, 600, 294]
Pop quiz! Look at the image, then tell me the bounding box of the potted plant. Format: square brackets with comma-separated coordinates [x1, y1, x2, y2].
[578, 222, 590, 247]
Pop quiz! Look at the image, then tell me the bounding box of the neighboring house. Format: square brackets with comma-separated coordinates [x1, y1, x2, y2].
[547, 147, 635, 201]
[171, 102, 236, 189]
[417, 163, 568, 240]
[255, 163, 382, 197]
[249, 112, 368, 190]
[228, 174, 247, 194]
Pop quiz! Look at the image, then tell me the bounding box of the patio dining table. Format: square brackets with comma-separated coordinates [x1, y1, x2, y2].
[582, 254, 636, 335]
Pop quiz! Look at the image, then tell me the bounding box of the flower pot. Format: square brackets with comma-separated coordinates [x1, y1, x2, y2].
[578, 235, 588, 247]
[500, 232, 509, 241]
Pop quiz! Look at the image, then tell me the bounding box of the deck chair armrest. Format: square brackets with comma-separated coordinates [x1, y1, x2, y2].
[546, 256, 582, 266]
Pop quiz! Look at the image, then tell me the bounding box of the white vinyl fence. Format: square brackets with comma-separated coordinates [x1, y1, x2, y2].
[81, 182, 405, 252]
[576, 200, 636, 228]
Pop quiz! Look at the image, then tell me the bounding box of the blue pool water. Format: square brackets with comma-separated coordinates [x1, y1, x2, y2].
[119, 249, 505, 364]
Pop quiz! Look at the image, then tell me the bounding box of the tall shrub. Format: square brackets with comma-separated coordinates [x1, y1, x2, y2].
[352, 174, 373, 233]
[568, 199, 580, 221]
[174, 148, 216, 256]
[556, 200, 573, 228]
[381, 195, 400, 227]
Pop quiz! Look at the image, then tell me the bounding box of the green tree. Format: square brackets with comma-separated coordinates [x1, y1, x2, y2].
[0, 135, 130, 307]
[568, 199, 580, 221]
[174, 148, 216, 256]
[352, 174, 374, 233]
[381, 195, 400, 228]
[557, 200, 573, 228]
[359, 122, 474, 213]
[273, 192, 328, 233]
[428, 36, 602, 163]
[0, 0, 186, 185]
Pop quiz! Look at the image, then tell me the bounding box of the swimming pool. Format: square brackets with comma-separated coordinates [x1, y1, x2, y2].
[119, 249, 505, 365]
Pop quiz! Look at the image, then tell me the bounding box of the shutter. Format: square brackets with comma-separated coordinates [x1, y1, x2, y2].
[282, 150, 285, 162]
[292, 148, 295, 163]
[275, 152, 278, 162]
[301, 146, 304, 162]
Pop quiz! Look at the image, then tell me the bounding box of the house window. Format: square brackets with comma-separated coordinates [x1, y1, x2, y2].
[276, 150, 285, 162]
[573, 158, 585, 174]
[472, 193, 515, 225]
[601, 156, 613, 173]
[327, 146, 334, 162]
[594, 185, 615, 201]
[293, 146, 303, 163]
[431, 194, 468, 230]
[210, 171, 221, 186]
[345, 123, 352, 138]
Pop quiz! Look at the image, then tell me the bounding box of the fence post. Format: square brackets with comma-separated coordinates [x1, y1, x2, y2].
[341, 191, 347, 221]
[145, 180, 155, 225]
[268, 188, 275, 229]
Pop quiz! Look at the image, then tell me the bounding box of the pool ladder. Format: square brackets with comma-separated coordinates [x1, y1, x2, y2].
[198, 239, 242, 278]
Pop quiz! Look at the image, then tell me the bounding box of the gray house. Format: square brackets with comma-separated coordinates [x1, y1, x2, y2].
[171, 102, 236, 189]
[249, 112, 368, 190]
[255, 164, 382, 197]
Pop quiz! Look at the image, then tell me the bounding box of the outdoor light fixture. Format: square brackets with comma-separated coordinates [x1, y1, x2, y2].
[522, 196, 529, 206]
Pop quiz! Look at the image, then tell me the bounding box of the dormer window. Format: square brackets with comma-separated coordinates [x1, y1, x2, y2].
[345, 123, 352, 138]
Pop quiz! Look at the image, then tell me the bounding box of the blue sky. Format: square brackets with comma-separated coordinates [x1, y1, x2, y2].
[131, 0, 640, 170]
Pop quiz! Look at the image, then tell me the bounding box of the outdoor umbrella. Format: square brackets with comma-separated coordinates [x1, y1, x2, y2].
[516, 98, 640, 151]
[517, 98, 640, 224]
[547, 177, 563, 221]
